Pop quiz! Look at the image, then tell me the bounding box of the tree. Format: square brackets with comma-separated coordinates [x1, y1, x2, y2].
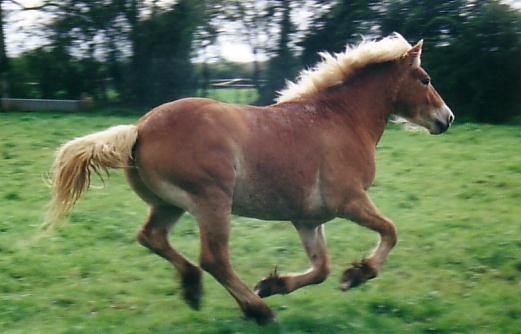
[300, 0, 377, 66]
[0, 1, 8, 99]
[186, 1, 221, 97]
[131, 0, 205, 106]
[430, 1, 521, 122]
[0, 0, 60, 100]
[0, 1, 128, 100]
[378, 0, 464, 45]
[260, 0, 299, 104]
[221, 0, 280, 94]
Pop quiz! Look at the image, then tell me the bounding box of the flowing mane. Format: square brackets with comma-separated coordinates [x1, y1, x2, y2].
[277, 33, 412, 103]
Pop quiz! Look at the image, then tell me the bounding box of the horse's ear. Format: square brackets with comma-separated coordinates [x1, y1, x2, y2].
[406, 39, 423, 68]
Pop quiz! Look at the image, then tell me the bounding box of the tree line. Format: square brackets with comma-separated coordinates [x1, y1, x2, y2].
[2, 0, 520, 123]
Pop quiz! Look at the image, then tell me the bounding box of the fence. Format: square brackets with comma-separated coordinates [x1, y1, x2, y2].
[1, 98, 91, 112]
[1, 79, 260, 111]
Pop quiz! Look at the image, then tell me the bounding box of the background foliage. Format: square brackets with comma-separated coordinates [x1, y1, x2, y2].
[1, 0, 520, 122]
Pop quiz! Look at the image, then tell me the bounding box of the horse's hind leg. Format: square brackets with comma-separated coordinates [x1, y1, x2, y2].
[195, 198, 275, 324]
[340, 192, 397, 290]
[138, 206, 203, 309]
[254, 223, 330, 297]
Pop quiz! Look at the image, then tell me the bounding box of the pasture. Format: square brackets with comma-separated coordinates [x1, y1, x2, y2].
[1, 111, 520, 333]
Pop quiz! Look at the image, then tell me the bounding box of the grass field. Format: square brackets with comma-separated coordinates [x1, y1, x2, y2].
[1, 111, 520, 333]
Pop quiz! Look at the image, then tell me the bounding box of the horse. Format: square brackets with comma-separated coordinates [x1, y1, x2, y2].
[47, 33, 454, 324]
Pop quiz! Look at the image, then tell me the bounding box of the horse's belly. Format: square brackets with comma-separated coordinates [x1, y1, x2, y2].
[231, 176, 328, 221]
[231, 192, 297, 220]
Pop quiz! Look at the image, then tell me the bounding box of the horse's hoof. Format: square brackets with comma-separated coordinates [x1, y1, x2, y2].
[243, 304, 277, 325]
[181, 267, 203, 310]
[339, 280, 353, 291]
[254, 275, 288, 298]
[253, 312, 278, 326]
[339, 260, 377, 291]
[182, 284, 202, 310]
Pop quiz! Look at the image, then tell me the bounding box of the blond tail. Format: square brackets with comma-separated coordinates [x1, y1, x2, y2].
[44, 125, 138, 230]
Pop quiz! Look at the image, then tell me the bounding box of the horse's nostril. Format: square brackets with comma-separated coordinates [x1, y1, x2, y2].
[448, 114, 454, 124]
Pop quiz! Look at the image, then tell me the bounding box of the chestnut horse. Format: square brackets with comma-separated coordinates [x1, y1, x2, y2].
[47, 34, 454, 324]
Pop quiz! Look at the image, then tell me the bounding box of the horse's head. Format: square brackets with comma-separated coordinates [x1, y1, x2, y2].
[393, 40, 454, 134]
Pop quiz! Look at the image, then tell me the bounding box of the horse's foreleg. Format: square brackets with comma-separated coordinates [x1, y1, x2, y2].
[340, 192, 397, 290]
[196, 203, 275, 325]
[137, 206, 203, 309]
[254, 224, 330, 298]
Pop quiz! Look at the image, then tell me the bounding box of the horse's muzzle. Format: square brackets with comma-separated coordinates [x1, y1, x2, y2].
[429, 105, 454, 134]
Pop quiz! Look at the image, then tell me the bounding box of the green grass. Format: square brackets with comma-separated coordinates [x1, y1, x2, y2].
[1, 111, 520, 333]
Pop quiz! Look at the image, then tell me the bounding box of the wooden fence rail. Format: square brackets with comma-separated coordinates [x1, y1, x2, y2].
[1, 98, 91, 112]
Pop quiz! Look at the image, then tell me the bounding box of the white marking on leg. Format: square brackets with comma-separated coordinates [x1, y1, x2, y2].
[306, 171, 323, 213]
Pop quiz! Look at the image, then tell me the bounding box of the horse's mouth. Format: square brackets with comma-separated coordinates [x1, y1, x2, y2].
[429, 119, 449, 134]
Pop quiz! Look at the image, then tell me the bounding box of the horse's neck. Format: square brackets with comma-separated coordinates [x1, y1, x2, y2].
[315, 65, 398, 146]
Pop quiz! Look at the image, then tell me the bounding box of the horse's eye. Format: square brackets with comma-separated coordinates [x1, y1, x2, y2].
[420, 78, 430, 86]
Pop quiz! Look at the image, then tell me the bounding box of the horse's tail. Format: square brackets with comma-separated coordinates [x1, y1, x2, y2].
[44, 125, 138, 230]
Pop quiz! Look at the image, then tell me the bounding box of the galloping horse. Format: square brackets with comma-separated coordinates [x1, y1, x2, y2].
[47, 33, 454, 324]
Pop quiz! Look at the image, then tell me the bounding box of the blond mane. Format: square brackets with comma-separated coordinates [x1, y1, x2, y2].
[277, 33, 412, 103]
